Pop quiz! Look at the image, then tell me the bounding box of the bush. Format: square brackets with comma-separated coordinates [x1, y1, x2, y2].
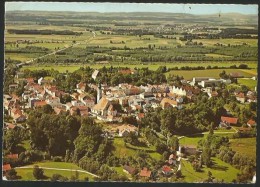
[33, 165, 44, 180]
[52, 156, 63, 162]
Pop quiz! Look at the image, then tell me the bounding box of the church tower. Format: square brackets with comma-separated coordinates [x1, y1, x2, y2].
[97, 83, 102, 103]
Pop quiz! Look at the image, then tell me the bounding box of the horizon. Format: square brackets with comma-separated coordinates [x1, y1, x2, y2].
[5, 2, 258, 15]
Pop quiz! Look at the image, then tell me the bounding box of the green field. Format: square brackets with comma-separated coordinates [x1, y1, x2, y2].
[237, 78, 257, 90]
[229, 138, 256, 160]
[193, 38, 258, 47]
[181, 158, 240, 183]
[20, 62, 257, 73]
[179, 136, 204, 147]
[15, 161, 94, 181]
[113, 137, 161, 161]
[166, 69, 256, 80]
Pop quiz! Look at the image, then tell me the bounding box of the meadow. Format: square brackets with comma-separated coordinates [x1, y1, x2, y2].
[181, 158, 240, 183]
[229, 138, 256, 160]
[15, 161, 94, 181]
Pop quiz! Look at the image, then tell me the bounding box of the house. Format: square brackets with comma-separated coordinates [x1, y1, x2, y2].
[236, 92, 246, 103]
[76, 82, 86, 93]
[9, 84, 19, 91]
[46, 97, 61, 107]
[140, 167, 151, 178]
[221, 116, 238, 125]
[162, 165, 172, 176]
[137, 113, 145, 121]
[91, 97, 110, 116]
[117, 124, 138, 137]
[53, 107, 66, 115]
[70, 106, 89, 116]
[10, 108, 23, 118]
[107, 104, 117, 116]
[208, 91, 218, 98]
[168, 154, 177, 165]
[183, 146, 197, 155]
[13, 113, 26, 123]
[123, 165, 136, 175]
[247, 119, 257, 128]
[38, 77, 48, 85]
[92, 70, 99, 80]
[160, 98, 182, 109]
[6, 154, 19, 159]
[3, 164, 11, 173]
[34, 100, 47, 108]
[139, 92, 155, 100]
[5, 123, 17, 130]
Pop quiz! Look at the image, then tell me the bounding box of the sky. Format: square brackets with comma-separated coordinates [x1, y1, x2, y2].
[5, 2, 258, 15]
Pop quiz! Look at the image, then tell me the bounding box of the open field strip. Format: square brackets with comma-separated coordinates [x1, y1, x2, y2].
[166, 68, 256, 80]
[20, 61, 257, 72]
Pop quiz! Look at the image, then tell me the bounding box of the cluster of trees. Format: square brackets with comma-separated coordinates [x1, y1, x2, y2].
[141, 96, 225, 136]
[27, 105, 81, 156]
[7, 29, 82, 36]
[197, 129, 255, 183]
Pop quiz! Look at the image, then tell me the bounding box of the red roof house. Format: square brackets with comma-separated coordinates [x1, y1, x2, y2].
[140, 167, 151, 178]
[221, 116, 238, 125]
[3, 164, 11, 172]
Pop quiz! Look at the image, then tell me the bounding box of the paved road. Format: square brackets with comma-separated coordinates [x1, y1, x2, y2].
[15, 166, 99, 178]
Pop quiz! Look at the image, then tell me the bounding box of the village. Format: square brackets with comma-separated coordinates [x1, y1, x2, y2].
[3, 66, 257, 182]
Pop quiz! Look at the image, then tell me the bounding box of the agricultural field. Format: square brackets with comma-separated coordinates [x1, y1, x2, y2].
[166, 68, 256, 80]
[20, 61, 257, 73]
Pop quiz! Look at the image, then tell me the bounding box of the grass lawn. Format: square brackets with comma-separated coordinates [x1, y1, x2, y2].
[113, 137, 161, 161]
[113, 137, 136, 157]
[179, 135, 204, 147]
[229, 138, 256, 160]
[181, 157, 240, 183]
[15, 161, 94, 181]
[237, 78, 257, 90]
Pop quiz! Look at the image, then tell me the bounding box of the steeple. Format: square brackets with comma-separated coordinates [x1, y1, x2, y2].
[97, 83, 102, 103]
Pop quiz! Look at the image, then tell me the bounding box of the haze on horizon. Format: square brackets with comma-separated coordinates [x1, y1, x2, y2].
[5, 2, 258, 15]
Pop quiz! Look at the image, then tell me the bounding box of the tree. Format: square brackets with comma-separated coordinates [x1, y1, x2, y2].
[155, 141, 168, 154]
[33, 165, 44, 180]
[6, 169, 18, 180]
[168, 136, 179, 151]
[201, 147, 211, 167]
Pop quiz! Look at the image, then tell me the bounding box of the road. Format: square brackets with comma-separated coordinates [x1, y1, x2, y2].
[15, 166, 99, 178]
[17, 33, 95, 67]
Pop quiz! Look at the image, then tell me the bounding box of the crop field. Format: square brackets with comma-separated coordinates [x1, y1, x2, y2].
[181, 158, 240, 183]
[229, 138, 256, 160]
[166, 68, 256, 80]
